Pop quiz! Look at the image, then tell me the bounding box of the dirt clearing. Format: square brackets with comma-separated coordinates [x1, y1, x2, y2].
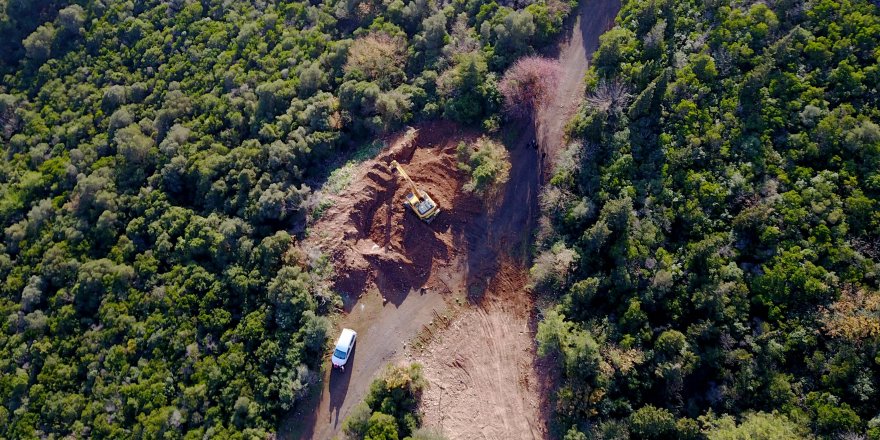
[407, 262, 550, 440]
[282, 120, 539, 440]
[302, 121, 482, 304]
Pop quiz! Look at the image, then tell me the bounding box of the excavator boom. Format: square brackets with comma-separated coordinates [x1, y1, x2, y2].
[390, 160, 441, 223]
[391, 161, 422, 200]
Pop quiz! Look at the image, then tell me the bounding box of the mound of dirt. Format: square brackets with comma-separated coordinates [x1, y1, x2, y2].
[304, 122, 482, 303]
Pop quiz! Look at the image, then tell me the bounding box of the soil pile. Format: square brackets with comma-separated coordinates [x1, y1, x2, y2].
[304, 122, 481, 303]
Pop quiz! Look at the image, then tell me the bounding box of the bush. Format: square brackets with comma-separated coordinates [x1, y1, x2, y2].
[366, 413, 399, 440]
[456, 136, 511, 199]
[345, 33, 408, 89]
[342, 363, 427, 440]
[498, 56, 561, 119]
[437, 52, 498, 124]
[630, 405, 675, 439]
[22, 23, 56, 62]
[703, 412, 809, 440]
[343, 403, 373, 439]
[408, 428, 448, 440]
[529, 241, 580, 291]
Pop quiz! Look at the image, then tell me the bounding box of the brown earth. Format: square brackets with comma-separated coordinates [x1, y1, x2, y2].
[302, 121, 483, 306]
[280, 1, 620, 438]
[407, 261, 552, 440]
[280, 118, 541, 440]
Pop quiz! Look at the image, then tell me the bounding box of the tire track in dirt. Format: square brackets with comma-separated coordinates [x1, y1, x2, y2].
[411, 266, 544, 440]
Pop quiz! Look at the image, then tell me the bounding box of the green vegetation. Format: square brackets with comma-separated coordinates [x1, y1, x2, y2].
[456, 136, 511, 198]
[341, 363, 438, 440]
[536, 0, 880, 438]
[0, 0, 574, 438]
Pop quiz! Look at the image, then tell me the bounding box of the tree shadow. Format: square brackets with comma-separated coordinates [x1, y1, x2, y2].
[453, 122, 541, 303]
[579, 0, 620, 55]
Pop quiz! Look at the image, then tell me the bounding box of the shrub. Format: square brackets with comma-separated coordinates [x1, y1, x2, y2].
[365, 413, 399, 440]
[530, 241, 580, 291]
[345, 33, 408, 89]
[342, 363, 427, 440]
[437, 52, 498, 124]
[703, 412, 810, 440]
[23, 23, 56, 62]
[630, 405, 675, 439]
[343, 403, 373, 439]
[408, 428, 448, 440]
[456, 136, 511, 199]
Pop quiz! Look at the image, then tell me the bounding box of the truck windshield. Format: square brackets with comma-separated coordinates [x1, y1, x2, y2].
[333, 348, 347, 359]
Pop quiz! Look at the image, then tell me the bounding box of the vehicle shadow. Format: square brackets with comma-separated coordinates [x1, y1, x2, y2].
[328, 344, 355, 429]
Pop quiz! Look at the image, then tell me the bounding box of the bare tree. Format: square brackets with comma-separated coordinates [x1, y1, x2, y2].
[499, 56, 562, 120]
[585, 78, 632, 115]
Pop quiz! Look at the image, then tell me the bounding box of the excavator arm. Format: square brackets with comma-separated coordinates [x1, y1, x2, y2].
[389, 159, 441, 223]
[390, 160, 422, 199]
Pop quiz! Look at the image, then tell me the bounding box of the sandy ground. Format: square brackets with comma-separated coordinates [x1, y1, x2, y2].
[407, 262, 550, 440]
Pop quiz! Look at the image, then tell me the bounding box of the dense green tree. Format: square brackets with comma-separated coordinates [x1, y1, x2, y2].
[703, 412, 810, 440]
[342, 363, 429, 440]
[536, 0, 880, 437]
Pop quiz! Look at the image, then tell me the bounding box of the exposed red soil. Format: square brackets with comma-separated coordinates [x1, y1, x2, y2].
[303, 121, 483, 304]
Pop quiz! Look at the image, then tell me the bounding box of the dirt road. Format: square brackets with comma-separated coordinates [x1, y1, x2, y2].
[280, 0, 620, 438]
[283, 287, 446, 440]
[537, 0, 621, 171]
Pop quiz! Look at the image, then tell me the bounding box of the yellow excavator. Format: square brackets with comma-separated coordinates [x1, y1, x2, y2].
[390, 160, 440, 223]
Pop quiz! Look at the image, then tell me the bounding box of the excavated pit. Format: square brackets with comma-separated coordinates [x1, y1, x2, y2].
[303, 121, 482, 305]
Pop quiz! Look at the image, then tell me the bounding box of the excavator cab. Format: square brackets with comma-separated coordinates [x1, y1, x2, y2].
[390, 160, 441, 223]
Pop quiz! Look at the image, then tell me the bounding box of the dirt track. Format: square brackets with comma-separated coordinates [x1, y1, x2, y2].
[537, 0, 620, 171]
[412, 2, 620, 438]
[279, 1, 620, 438]
[408, 262, 550, 440]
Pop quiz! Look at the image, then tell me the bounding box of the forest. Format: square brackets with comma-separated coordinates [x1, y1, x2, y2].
[0, 0, 572, 438]
[534, 0, 880, 438]
[5, 0, 880, 438]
